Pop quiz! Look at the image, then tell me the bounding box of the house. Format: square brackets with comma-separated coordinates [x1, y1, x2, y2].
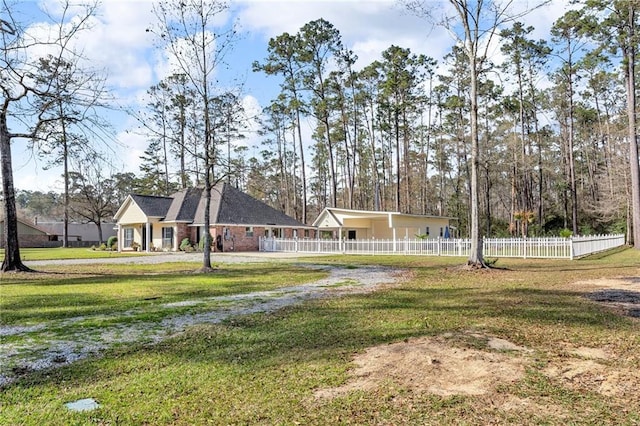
[312, 207, 455, 241]
[36, 221, 117, 244]
[0, 217, 54, 248]
[113, 183, 316, 252]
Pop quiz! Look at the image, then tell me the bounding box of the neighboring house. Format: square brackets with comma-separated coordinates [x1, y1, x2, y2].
[0, 217, 53, 248]
[113, 183, 316, 252]
[312, 207, 455, 241]
[36, 221, 117, 244]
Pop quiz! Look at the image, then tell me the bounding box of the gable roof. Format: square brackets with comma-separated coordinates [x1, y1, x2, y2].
[164, 187, 202, 222]
[115, 183, 311, 228]
[194, 183, 311, 228]
[130, 194, 174, 218]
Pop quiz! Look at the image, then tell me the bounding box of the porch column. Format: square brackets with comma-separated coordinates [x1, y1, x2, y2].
[117, 224, 122, 252]
[339, 227, 343, 253]
[146, 222, 151, 253]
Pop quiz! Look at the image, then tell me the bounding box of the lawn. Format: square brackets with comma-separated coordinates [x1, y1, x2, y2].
[1, 250, 639, 425]
[1, 247, 147, 261]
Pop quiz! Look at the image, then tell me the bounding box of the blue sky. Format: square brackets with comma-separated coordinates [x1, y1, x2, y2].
[10, 0, 570, 192]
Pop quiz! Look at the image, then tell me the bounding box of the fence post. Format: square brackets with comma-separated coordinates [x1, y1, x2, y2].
[437, 237, 441, 256]
[569, 237, 574, 260]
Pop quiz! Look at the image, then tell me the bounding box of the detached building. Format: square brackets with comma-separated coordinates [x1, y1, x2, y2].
[313, 207, 455, 241]
[0, 217, 54, 248]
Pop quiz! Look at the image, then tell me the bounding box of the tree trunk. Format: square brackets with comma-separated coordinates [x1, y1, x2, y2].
[626, 7, 640, 247]
[95, 221, 104, 245]
[467, 49, 485, 267]
[1, 111, 33, 272]
[60, 100, 70, 249]
[295, 105, 307, 223]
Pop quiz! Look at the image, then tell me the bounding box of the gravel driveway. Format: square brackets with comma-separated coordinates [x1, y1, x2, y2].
[24, 251, 329, 267]
[2, 255, 402, 387]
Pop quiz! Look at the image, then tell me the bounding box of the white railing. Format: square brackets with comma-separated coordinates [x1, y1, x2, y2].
[259, 234, 626, 260]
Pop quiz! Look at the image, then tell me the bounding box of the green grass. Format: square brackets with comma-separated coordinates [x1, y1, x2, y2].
[1, 247, 146, 261]
[0, 263, 327, 326]
[1, 250, 640, 425]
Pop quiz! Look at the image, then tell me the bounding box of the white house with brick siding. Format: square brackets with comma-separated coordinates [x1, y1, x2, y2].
[114, 183, 315, 252]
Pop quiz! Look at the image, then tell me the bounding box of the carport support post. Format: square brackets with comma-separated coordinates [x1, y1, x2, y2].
[393, 228, 397, 252]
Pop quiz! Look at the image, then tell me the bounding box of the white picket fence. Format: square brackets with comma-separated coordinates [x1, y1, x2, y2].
[259, 234, 625, 260]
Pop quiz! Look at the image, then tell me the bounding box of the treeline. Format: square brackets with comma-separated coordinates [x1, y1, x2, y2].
[131, 5, 635, 239]
[16, 2, 634, 241]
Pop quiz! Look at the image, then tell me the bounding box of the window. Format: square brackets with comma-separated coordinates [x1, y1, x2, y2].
[162, 227, 174, 249]
[245, 226, 254, 237]
[124, 228, 134, 248]
[425, 226, 430, 236]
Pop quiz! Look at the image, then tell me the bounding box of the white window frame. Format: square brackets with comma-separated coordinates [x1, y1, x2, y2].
[162, 227, 174, 249]
[124, 228, 134, 248]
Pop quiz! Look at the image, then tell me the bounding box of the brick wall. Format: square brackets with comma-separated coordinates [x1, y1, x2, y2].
[208, 226, 316, 252]
[175, 223, 190, 250]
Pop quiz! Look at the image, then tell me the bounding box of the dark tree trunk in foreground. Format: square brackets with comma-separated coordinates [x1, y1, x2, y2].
[1, 111, 32, 272]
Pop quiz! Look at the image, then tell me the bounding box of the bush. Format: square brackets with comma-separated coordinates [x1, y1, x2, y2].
[180, 238, 192, 251]
[99, 243, 107, 251]
[199, 234, 213, 249]
[107, 236, 117, 250]
[559, 228, 573, 238]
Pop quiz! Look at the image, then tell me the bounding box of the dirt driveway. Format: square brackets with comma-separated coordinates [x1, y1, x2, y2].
[1, 259, 402, 387]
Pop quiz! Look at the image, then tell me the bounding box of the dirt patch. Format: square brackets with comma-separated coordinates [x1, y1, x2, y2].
[314, 332, 529, 399]
[314, 331, 639, 405]
[543, 356, 639, 398]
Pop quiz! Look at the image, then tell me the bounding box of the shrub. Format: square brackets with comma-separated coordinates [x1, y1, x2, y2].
[559, 228, 573, 238]
[99, 243, 107, 251]
[199, 234, 213, 249]
[180, 238, 191, 251]
[106, 236, 117, 249]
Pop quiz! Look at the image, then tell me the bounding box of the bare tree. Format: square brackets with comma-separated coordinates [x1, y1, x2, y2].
[68, 157, 119, 244]
[403, 0, 549, 267]
[149, 0, 239, 271]
[1, 0, 105, 271]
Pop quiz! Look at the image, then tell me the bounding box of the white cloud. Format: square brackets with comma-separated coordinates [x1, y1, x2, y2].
[12, 0, 576, 192]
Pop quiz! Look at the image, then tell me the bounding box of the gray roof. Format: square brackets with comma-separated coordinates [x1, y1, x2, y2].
[121, 184, 309, 228]
[130, 194, 174, 217]
[193, 183, 309, 227]
[37, 222, 117, 240]
[164, 187, 202, 222]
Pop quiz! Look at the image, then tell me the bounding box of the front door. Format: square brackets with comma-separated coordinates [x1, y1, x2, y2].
[348, 230, 356, 240]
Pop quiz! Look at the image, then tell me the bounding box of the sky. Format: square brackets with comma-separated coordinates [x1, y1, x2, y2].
[9, 0, 572, 193]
